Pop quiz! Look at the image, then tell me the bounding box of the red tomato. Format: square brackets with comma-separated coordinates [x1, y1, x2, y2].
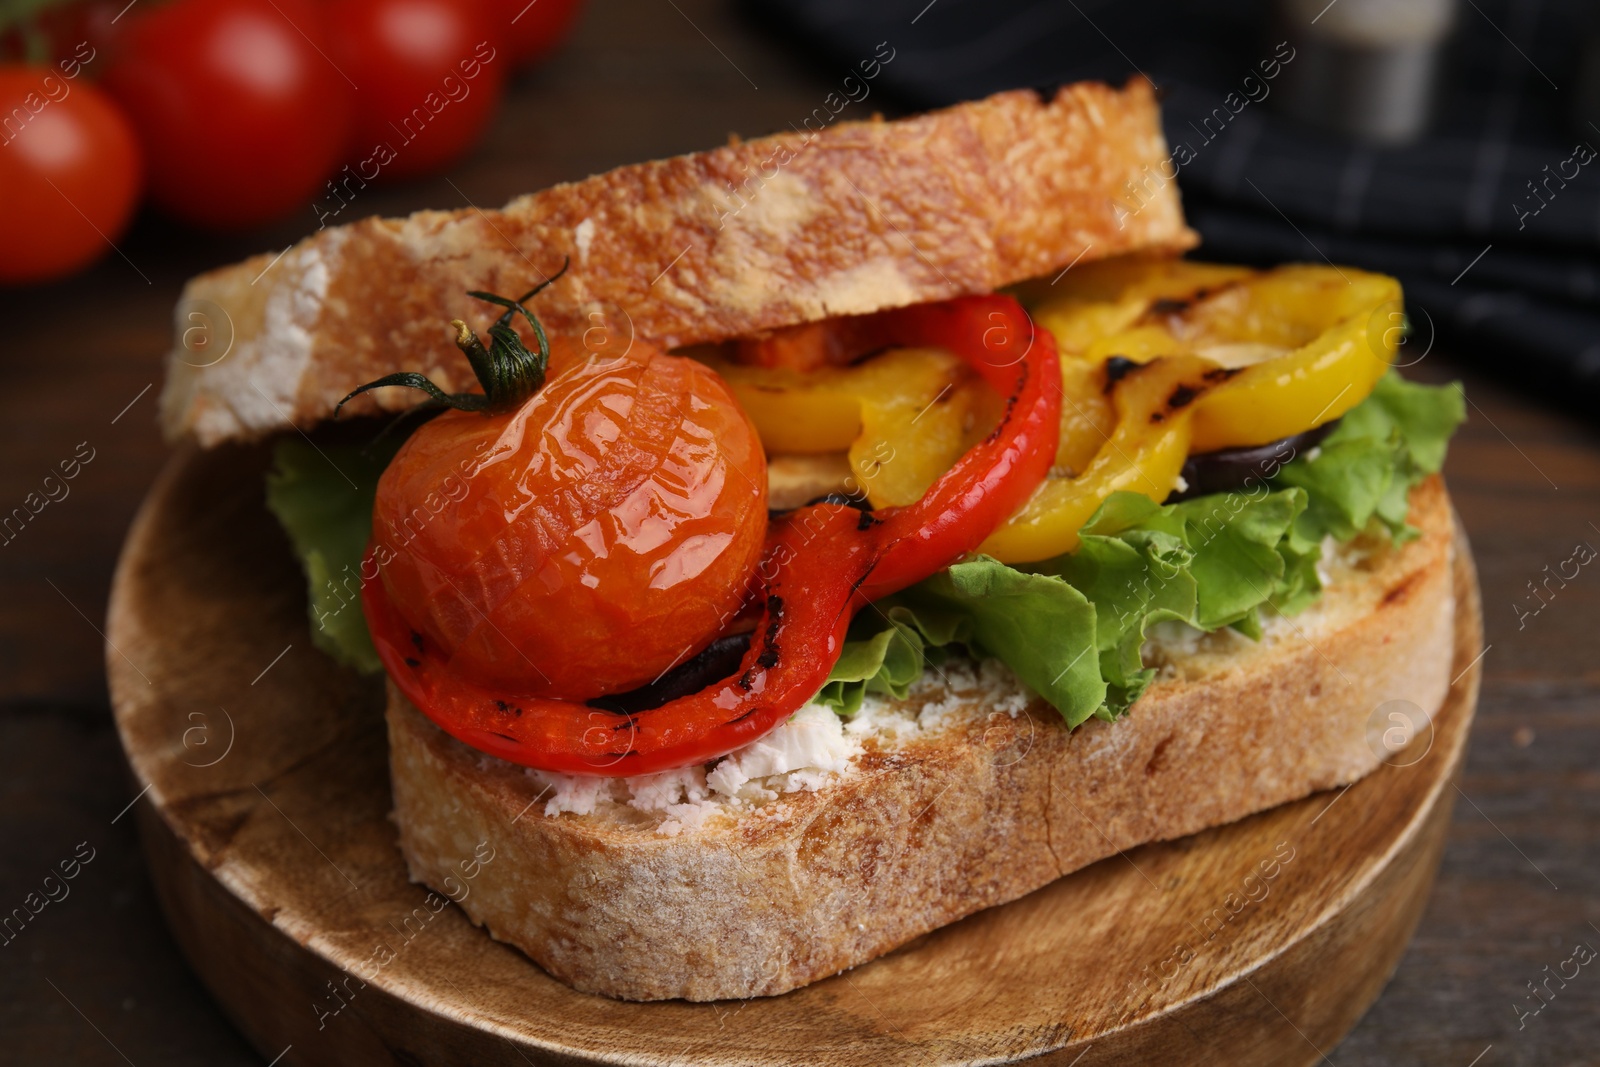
[102, 0, 351, 231]
[328, 0, 506, 182]
[370, 344, 768, 700]
[0, 65, 141, 284]
[488, 0, 584, 66]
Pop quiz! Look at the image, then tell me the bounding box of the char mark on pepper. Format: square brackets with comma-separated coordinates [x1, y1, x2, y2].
[1103, 356, 1138, 392]
[1167, 383, 1200, 409]
[749, 594, 783, 674]
[983, 364, 1029, 444]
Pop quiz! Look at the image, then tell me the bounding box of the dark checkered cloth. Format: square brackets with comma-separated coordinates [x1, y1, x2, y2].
[745, 0, 1600, 409]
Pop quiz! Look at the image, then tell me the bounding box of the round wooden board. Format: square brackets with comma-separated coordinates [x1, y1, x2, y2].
[107, 442, 1483, 1067]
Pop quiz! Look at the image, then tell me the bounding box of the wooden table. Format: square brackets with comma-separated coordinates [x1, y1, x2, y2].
[1, 0, 1596, 1063]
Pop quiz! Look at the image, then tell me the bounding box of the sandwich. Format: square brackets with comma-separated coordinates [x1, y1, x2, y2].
[159, 77, 1467, 1002]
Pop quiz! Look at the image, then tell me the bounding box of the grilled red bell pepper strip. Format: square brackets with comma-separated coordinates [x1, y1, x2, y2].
[362, 294, 1060, 775]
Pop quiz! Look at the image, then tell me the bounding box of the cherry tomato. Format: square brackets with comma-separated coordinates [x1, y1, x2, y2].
[102, 0, 351, 230]
[0, 65, 141, 284]
[371, 343, 768, 700]
[487, 0, 584, 67]
[328, 0, 506, 181]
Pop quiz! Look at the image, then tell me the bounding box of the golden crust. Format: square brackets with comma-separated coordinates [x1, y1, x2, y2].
[160, 79, 1196, 446]
[387, 478, 1458, 1001]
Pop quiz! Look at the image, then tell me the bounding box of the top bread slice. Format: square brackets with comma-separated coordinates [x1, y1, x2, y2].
[159, 78, 1196, 446]
[386, 476, 1459, 1001]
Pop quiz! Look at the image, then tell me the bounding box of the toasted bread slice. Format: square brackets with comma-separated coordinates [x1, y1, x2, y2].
[385, 477, 1457, 1001]
[161, 78, 1195, 447]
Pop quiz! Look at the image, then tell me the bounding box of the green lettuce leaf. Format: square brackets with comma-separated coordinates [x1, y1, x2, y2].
[264, 435, 402, 673]
[814, 604, 961, 714]
[1276, 371, 1465, 547]
[821, 486, 1311, 724]
[891, 561, 1105, 725]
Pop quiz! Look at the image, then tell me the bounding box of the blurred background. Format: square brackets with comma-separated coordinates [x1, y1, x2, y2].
[6, 0, 1599, 404]
[1, 0, 1596, 1063]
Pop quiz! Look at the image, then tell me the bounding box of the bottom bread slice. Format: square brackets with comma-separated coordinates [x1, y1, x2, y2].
[386, 477, 1458, 1001]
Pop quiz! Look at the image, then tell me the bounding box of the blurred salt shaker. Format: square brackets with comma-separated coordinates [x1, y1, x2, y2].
[1275, 0, 1457, 143]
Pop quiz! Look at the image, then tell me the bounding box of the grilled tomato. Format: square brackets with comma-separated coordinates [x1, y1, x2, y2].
[358, 291, 767, 701]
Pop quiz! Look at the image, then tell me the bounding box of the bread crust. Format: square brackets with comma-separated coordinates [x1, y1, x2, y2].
[387, 478, 1458, 1002]
[160, 79, 1195, 446]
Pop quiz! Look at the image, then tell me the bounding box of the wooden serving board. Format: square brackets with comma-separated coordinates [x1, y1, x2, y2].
[107, 442, 1483, 1067]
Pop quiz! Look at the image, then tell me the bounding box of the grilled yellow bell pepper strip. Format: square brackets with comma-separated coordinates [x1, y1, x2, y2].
[1183, 267, 1400, 451]
[1054, 355, 1116, 478]
[706, 347, 994, 508]
[713, 346, 1110, 506]
[978, 355, 1217, 561]
[1032, 263, 1403, 453]
[1026, 258, 1256, 357]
